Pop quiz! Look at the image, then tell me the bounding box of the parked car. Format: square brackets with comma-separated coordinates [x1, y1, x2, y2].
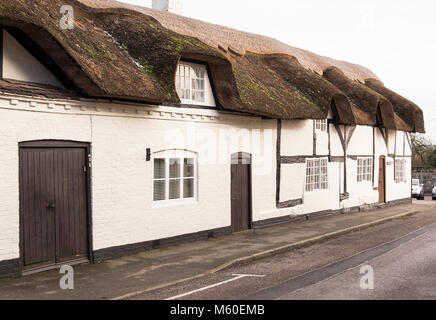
[432, 183, 436, 200]
[412, 179, 425, 200]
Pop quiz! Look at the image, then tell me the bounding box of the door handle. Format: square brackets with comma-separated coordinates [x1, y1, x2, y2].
[46, 203, 56, 210]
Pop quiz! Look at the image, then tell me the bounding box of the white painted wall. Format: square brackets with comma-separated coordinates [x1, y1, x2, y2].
[2, 30, 64, 88]
[0, 107, 91, 261]
[347, 126, 373, 155]
[279, 163, 305, 202]
[315, 124, 329, 156]
[90, 113, 277, 250]
[344, 158, 378, 207]
[385, 157, 412, 201]
[387, 129, 396, 155]
[344, 126, 377, 207]
[303, 162, 341, 213]
[281, 120, 313, 156]
[330, 124, 345, 157]
[0, 96, 279, 260]
[0, 92, 414, 263]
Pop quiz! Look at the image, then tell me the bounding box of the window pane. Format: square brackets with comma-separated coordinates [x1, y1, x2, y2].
[175, 65, 191, 100]
[169, 158, 180, 178]
[169, 179, 181, 199]
[154, 159, 166, 179]
[184, 158, 194, 177]
[306, 158, 328, 191]
[184, 178, 194, 198]
[191, 65, 206, 102]
[192, 66, 205, 78]
[153, 180, 166, 201]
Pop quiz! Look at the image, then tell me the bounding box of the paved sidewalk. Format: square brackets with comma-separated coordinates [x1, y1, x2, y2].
[0, 201, 433, 300]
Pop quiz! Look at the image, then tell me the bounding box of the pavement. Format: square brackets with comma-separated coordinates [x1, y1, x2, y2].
[0, 199, 434, 300]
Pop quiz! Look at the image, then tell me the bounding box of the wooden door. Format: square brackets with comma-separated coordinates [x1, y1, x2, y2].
[378, 156, 386, 203]
[231, 153, 252, 233]
[20, 148, 56, 267]
[54, 148, 88, 263]
[20, 142, 89, 269]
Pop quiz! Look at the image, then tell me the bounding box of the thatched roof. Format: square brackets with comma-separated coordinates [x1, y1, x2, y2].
[0, 0, 424, 132]
[323, 66, 396, 129]
[365, 79, 425, 133]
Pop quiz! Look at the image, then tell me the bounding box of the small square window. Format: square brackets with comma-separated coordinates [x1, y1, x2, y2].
[315, 120, 327, 132]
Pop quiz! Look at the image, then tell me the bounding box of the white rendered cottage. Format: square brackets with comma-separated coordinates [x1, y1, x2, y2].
[0, 0, 424, 277]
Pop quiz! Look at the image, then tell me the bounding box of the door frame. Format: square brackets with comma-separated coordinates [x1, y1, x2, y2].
[378, 155, 386, 204]
[18, 140, 93, 274]
[230, 152, 253, 232]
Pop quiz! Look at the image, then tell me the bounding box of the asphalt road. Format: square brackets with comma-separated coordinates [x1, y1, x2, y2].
[278, 223, 436, 300]
[132, 205, 436, 300]
[413, 196, 435, 206]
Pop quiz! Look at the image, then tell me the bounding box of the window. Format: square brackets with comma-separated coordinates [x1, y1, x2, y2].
[175, 62, 208, 104]
[315, 119, 327, 132]
[153, 150, 197, 203]
[305, 158, 329, 192]
[357, 157, 373, 182]
[395, 159, 406, 183]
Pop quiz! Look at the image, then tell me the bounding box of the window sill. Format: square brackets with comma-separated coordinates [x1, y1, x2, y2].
[304, 189, 329, 194]
[179, 100, 216, 108]
[152, 198, 198, 208]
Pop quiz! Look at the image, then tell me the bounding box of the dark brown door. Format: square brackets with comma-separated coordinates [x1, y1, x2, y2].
[20, 148, 56, 267]
[20, 143, 89, 269]
[54, 148, 89, 263]
[231, 152, 252, 233]
[378, 156, 386, 203]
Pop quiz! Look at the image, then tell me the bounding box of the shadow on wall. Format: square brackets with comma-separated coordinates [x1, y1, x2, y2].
[412, 168, 436, 194]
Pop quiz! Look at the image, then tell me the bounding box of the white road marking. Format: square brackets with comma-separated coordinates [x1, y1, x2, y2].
[165, 274, 265, 300]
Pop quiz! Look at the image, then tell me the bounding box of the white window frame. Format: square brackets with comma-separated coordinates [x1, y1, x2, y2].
[394, 159, 406, 183]
[305, 158, 329, 192]
[152, 150, 198, 206]
[357, 157, 373, 183]
[315, 119, 328, 133]
[175, 61, 214, 106]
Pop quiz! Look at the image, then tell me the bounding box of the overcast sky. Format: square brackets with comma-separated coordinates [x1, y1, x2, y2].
[119, 0, 435, 141]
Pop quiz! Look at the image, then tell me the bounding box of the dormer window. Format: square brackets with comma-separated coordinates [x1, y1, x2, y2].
[175, 61, 216, 107]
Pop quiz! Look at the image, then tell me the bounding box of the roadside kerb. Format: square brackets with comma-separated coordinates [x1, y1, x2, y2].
[112, 209, 419, 300]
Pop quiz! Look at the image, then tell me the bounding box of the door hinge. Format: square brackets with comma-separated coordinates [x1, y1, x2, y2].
[88, 154, 92, 168]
